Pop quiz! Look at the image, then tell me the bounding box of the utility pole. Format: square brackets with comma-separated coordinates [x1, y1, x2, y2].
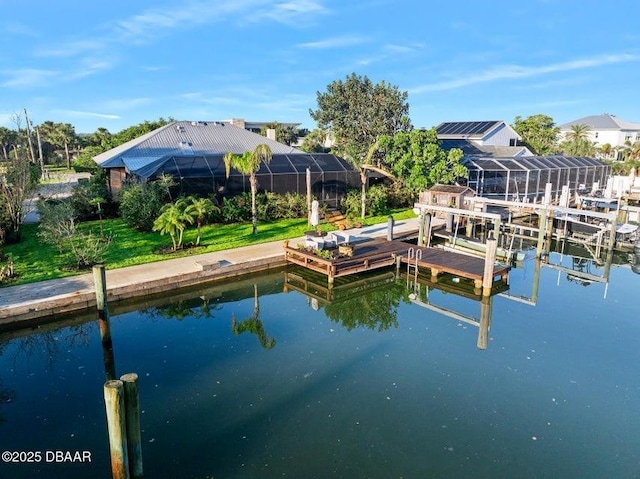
[23, 108, 37, 165]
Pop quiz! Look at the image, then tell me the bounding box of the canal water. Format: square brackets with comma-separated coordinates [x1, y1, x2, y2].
[1, 250, 639, 478]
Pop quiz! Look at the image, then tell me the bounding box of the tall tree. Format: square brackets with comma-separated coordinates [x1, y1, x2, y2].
[0, 147, 38, 242]
[560, 124, 596, 157]
[224, 144, 272, 235]
[299, 128, 329, 153]
[377, 129, 468, 192]
[310, 73, 411, 217]
[512, 114, 560, 155]
[51, 123, 78, 169]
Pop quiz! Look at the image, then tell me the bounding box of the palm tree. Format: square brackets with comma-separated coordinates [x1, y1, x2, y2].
[566, 123, 591, 143]
[152, 198, 194, 251]
[224, 144, 272, 235]
[184, 196, 218, 246]
[598, 143, 613, 159]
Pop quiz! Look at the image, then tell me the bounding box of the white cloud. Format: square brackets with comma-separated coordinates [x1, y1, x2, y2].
[252, 0, 329, 25]
[97, 97, 153, 111]
[1, 69, 58, 88]
[53, 110, 121, 120]
[67, 59, 116, 80]
[298, 35, 367, 49]
[410, 53, 640, 94]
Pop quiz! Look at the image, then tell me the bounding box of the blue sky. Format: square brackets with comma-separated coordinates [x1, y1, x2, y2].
[1, 0, 639, 134]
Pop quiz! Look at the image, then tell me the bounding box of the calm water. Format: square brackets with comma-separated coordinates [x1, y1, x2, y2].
[1, 250, 640, 479]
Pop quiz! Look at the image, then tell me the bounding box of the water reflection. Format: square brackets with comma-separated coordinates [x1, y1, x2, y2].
[230, 284, 276, 349]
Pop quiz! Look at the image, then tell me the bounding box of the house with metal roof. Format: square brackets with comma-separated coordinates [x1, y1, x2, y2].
[435, 120, 532, 157]
[559, 114, 640, 159]
[94, 120, 360, 207]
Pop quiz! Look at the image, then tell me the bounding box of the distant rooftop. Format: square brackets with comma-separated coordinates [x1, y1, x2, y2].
[559, 114, 640, 131]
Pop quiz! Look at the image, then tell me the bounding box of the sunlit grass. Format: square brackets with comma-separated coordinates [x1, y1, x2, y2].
[2, 208, 414, 286]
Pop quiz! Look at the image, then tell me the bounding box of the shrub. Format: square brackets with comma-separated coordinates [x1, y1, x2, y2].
[69, 169, 115, 221]
[119, 181, 167, 231]
[341, 185, 389, 219]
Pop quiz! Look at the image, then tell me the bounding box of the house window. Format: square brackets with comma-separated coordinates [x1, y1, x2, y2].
[625, 134, 632, 141]
[509, 138, 516, 146]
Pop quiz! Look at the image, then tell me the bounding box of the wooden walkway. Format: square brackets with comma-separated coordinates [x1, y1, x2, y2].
[283, 238, 510, 293]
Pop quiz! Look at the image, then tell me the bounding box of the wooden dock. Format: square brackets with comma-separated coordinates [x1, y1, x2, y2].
[283, 238, 510, 294]
[401, 246, 510, 292]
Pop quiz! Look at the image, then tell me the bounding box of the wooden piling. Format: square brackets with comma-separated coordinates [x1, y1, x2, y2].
[424, 213, 432, 247]
[482, 234, 498, 296]
[99, 314, 116, 381]
[477, 296, 492, 350]
[120, 373, 143, 479]
[104, 380, 130, 479]
[93, 264, 108, 314]
[387, 215, 394, 241]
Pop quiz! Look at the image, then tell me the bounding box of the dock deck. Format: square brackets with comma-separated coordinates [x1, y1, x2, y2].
[283, 238, 510, 293]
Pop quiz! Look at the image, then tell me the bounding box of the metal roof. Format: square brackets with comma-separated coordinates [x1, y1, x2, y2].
[94, 120, 304, 167]
[559, 114, 640, 131]
[440, 139, 531, 157]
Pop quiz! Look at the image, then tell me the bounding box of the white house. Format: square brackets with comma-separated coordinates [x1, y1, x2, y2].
[559, 114, 640, 160]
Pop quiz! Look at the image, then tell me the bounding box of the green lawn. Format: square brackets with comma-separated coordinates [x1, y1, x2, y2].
[2, 209, 415, 286]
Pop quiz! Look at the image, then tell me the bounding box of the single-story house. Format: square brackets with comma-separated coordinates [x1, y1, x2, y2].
[93, 120, 361, 207]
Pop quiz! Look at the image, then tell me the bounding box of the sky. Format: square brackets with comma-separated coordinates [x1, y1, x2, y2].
[1, 0, 639, 135]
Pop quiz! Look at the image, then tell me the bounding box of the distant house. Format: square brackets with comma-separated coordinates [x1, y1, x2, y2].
[93, 120, 359, 208]
[435, 120, 533, 157]
[559, 114, 640, 160]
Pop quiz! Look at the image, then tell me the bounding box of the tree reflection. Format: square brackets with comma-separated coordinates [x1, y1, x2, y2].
[142, 297, 220, 321]
[230, 284, 276, 350]
[322, 281, 407, 331]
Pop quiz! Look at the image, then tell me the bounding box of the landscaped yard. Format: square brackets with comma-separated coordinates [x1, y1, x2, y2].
[2, 209, 415, 286]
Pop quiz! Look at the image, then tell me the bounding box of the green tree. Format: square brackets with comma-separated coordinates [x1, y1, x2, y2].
[377, 129, 468, 192]
[224, 144, 272, 235]
[0, 149, 38, 243]
[310, 73, 411, 217]
[184, 196, 218, 246]
[0, 126, 18, 160]
[512, 114, 560, 155]
[259, 122, 299, 146]
[560, 124, 597, 157]
[299, 128, 329, 153]
[51, 123, 78, 169]
[152, 198, 194, 251]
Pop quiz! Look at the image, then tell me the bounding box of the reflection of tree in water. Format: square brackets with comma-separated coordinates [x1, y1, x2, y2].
[323, 281, 407, 331]
[0, 325, 94, 426]
[230, 284, 276, 350]
[143, 297, 220, 321]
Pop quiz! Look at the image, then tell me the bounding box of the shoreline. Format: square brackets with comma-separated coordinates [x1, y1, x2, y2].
[0, 218, 423, 327]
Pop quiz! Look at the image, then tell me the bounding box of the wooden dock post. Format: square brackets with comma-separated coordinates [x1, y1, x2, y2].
[536, 207, 548, 259]
[93, 264, 108, 314]
[424, 213, 432, 247]
[482, 234, 498, 296]
[120, 373, 143, 479]
[417, 213, 425, 246]
[99, 315, 116, 381]
[104, 380, 130, 479]
[477, 296, 492, 350]
[387, 215, 394, 241]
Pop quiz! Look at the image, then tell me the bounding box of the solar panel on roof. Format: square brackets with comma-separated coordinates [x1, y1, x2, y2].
[436, 121, 499, 137]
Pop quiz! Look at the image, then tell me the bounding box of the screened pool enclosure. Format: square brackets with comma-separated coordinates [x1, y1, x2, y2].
[122, 153, 361, 208]
[463, 156, 610, 201]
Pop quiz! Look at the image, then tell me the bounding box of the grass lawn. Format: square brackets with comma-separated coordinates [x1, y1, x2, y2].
[2, 208, 415, 286]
